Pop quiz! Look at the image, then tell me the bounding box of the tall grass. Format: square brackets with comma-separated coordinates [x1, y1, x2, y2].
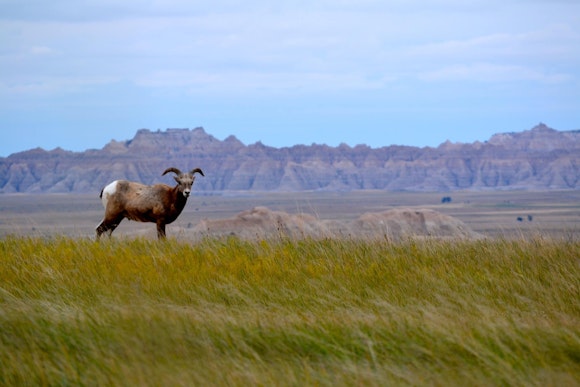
[1, 236, 579, 386]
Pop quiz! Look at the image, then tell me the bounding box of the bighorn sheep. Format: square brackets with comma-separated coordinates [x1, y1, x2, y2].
[96, 167, 204, 239]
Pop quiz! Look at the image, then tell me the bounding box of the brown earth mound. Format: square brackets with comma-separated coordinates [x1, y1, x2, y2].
[193, 206, 331, 239]
[352, 208, 479, 239]
[192, 207, 480, 240]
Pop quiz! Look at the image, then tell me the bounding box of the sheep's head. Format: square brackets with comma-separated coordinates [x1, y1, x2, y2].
[163, 167, 205, 198]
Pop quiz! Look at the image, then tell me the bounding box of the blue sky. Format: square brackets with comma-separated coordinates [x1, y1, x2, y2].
[1, 0, 579, 157]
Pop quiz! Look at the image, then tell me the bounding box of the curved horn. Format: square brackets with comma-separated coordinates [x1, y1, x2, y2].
[162, 167, 182, 176]
[190, 168, 205, 177]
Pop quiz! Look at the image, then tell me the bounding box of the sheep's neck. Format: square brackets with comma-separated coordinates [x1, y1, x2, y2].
[171, 186, 188, 212]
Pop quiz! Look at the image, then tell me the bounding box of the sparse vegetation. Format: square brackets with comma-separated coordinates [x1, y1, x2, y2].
[1, 236, 579, 386]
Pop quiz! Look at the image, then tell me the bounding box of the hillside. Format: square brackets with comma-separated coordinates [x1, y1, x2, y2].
[0, 123, 578, 193]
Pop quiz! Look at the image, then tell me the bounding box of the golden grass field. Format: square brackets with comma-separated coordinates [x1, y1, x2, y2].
[1, 237, 579, 386]
[0, 190, 579, 385]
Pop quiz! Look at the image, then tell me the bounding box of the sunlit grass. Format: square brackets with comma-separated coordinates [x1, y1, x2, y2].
[1, 236, 579, 386]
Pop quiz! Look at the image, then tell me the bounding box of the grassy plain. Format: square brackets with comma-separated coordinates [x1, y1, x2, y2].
[1, 236, 579, 386]
[0, 190, 579, 239]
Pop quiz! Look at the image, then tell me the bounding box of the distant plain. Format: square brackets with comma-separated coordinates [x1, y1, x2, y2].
[1, 190, 578, 240]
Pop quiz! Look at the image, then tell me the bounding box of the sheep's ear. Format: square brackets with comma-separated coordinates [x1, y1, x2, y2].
[174, 176, 180, 184]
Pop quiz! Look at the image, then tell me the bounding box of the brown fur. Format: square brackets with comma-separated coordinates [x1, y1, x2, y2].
[96, 167, 204, 239]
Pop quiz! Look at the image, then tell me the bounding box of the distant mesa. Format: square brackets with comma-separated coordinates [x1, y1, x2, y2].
[0, 123, 579, 193]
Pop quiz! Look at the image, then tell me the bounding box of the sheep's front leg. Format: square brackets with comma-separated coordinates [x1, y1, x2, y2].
[156, 221, 167, 239]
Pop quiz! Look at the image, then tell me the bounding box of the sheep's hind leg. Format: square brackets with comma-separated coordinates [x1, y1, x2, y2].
[96, 217, 123, 239]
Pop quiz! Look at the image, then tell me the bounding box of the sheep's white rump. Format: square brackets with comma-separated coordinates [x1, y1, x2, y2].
[100, 180, 119, 209]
